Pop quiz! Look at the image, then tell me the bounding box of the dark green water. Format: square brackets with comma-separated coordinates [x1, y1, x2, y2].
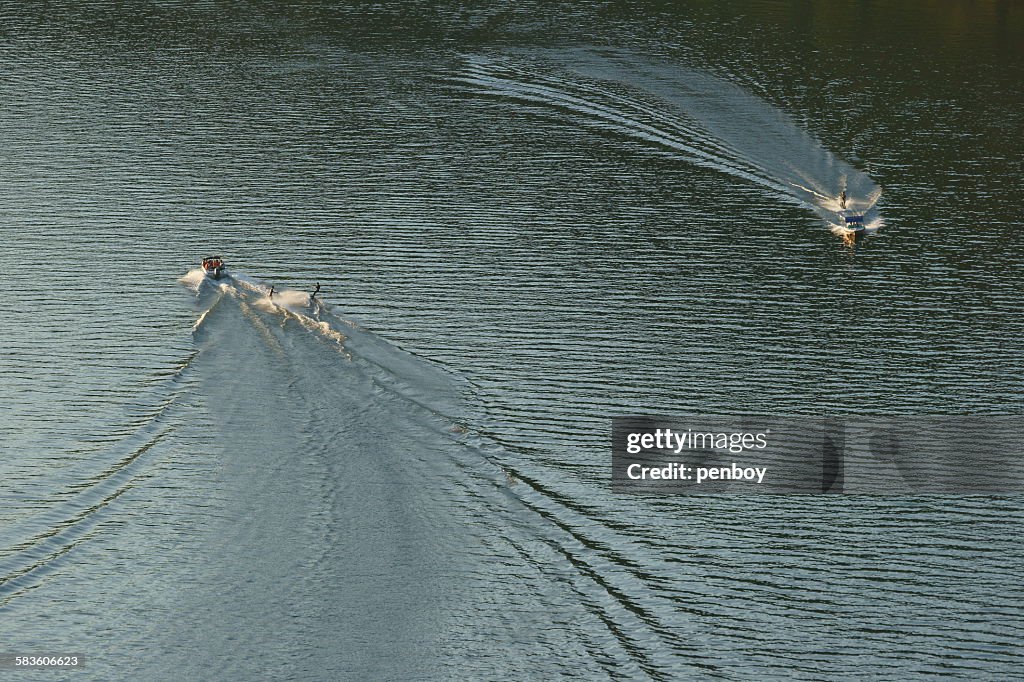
[1, 2, 1021, 679]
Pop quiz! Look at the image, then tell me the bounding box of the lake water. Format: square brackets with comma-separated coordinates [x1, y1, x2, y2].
[1, 1, 1022, 679]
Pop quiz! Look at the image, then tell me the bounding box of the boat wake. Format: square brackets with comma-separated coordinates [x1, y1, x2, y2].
[182, 269, 468, 421]
[164, 269, 707, 676]
[452, 49, 884, 236]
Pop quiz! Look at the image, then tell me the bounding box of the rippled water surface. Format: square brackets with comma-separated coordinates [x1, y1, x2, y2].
[1, 1, 1022, 679]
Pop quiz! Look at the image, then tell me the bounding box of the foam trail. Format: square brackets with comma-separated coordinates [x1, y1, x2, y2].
[175, 270, 694, 675]
[187, 271, 469, 422]
[453, 50, 884, 235]
[178, 268, 206, 291]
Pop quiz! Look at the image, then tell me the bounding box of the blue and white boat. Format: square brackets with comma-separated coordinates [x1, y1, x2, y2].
[836, 210, 866, 234]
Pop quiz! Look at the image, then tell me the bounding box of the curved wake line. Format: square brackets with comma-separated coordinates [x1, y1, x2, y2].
[453, 50, 884, 234]
[0, 355, 198, 606]
[183, 271, 699, 674]
[455, 67, 797, 199]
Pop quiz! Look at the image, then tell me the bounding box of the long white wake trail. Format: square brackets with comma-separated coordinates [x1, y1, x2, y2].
[454, 49, 884, 234]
